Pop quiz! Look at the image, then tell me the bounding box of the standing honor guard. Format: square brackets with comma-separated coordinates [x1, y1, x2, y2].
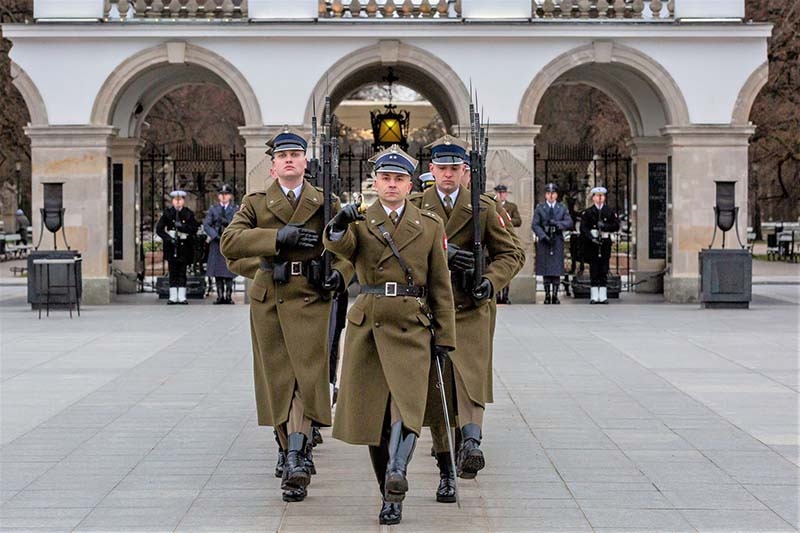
[220, 129, 353, 503]
[203, 184, 238, 304]
[580, 186, 620, 304]
[156, 190, 199, 305]
[324, 145, 456, 526]
[532, 183, 574, 304]
[409, 135, 519, 498]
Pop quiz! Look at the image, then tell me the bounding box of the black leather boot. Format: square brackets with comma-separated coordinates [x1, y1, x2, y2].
[224, 279, 234, 304]
[384, 422, 416, 503]
[213, 278, 224, 304]
[304, 441, 316, 475]
[282, 486, 307, 502]
[552, 284, 560, 304]
[273, 430, 285, 478]
[435, 452, 457, 503]
[544, 283, 551, 304]
[281, 432, 310, 490]
[312, 426, 323, 447]
[457, 423, 485, 479]
[369, 432, 402, 525]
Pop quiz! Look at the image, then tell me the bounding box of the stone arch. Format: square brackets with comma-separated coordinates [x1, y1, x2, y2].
[518, 42, 690, 132]
[91, 42, 262, 132]
[303, 40, 471, 130]
[732, 61, 769, 125]
[10, 61, 48, 125]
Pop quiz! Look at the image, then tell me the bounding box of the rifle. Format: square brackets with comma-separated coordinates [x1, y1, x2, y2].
[320, 95, 338, 284]
[307, 96, 320, 187]
[468, 86, 485, 294]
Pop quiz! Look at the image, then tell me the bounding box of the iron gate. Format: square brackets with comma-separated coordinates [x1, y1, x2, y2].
[534, 143, 632, 289]
[138, 142, 245, 292]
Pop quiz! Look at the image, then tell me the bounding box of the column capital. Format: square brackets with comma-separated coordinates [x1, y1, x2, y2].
[661, 125, 756, 147]
[24, 125, 118, 148]
[111, 137, 147, 158]
[626, 136, 668, 157]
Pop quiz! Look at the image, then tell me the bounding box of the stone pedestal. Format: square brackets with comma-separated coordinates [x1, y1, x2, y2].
[26, 126, 117, 304]
[699, 248, 752, 309]
[110, 138, 145, 291]
[627, 136, 668, 293]
[661, 125, 754, 303]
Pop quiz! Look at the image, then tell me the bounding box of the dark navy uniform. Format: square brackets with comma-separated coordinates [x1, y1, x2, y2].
[156, 195, 199, 304]
[580, 187, 620, 303]
[532, 183, 573, 304]
[204, 185, 238, 304]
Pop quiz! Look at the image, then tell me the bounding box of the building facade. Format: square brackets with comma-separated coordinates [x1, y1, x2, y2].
[3, 0, 770, 303]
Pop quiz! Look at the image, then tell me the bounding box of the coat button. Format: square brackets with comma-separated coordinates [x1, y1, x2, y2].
[278, 299, 284, 304]
[378, 266, 384, 271]
[374, 322, 380, 327]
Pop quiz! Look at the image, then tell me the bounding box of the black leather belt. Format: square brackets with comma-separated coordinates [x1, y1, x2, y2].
[360, 283, 426, 297]
[259, 258, 310, 276]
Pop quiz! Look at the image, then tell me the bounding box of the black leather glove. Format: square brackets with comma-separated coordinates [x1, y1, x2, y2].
[277, 224, 319, 249]
[174, 221, 185, 232]
[322, 270, 345, 293]
[547, 219, 558, 228]
[472, 277, 494, 302]
[446, 244, 475, 271]
[329, 204, 365, 233]
[433, 344, 451, 362]
[540, 235, 551, 245]
[598, 221, 607, 232]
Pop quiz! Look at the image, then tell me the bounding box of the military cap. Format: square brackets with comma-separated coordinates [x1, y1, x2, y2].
[267, 127, 307, 156]
[217, 183, 233, 194]
[418, 172, 435, 190]
[169, 190, 187, 198]
[544, 182, 559, 193]
[369, 145, 418, 176]
[590, 186, 608, 196]
[426, 134, 469, 165]
[494, 184, 509, 193]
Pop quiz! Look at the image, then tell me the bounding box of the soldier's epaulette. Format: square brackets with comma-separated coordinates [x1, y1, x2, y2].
[313, 185, 324, 193]
[480, 193, 497, 205]
[408, 191, 424, 201]
[419, 210, 442, 223]
[243, 190, 266, 199]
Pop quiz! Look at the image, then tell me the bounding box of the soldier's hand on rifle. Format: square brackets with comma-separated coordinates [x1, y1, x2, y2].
[433, 345, 451, 362]
[597, 221, 607, 232]
[446, 244, 475, 271]
[329, 204, 365, 232]
[472, 277, 494, 302]
[174, 221, 186, 232]
[322, 269, 345, 293]
[277, 224, 319, 249]
[540, 235, 551, 245]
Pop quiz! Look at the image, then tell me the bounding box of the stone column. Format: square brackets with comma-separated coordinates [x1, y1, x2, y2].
[484, 124, 540, 303]
[25, 125, 118, 304]
[661, 125, 755, 303]
[627, 136, 668, 293]
[110, 138, 145, 292]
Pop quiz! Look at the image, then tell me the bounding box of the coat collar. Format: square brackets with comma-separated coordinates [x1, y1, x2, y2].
[365, 200, 424, 266]
[445, 185, 474, 237]
[266, 179, 321, 224]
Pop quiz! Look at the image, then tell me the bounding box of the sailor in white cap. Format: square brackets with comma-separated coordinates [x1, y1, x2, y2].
[579, 186, 620, 304]
[156, 190, 199, 304]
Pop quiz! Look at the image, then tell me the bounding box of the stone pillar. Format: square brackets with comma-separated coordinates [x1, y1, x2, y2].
[627, 136, 668, 293]
[110, 138, 145, 291]
[25, 126, 118, 304]
[484, 124, 540, 303]
[239, 125, 273, 193]
[661, 125, 755, 303]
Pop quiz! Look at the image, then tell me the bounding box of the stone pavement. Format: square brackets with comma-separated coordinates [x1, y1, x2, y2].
[0, 285, 797, 532]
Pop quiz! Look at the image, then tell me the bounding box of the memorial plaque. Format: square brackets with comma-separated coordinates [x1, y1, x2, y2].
[648, 163, 667, 259]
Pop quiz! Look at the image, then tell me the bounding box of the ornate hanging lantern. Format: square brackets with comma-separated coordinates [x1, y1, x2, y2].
[370, 68, 410, 150]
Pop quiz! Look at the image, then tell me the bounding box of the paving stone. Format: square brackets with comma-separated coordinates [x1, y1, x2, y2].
[680, 509, 796, 531]
[581, 508, 694, 530]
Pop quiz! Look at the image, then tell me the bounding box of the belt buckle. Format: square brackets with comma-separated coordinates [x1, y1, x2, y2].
[384, 282, 398, 297]
[290, 261, 303, 276]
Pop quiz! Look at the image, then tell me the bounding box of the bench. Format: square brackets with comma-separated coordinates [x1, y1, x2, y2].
[9, 266, 27, 277]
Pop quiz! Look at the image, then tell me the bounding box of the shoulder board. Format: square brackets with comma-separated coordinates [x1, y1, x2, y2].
[419, 210, 441, 222]
[479, 194, 497, 205]
[313, 185, 324, 193]
[408, 192, 424, 200]
[243, 190, 266, 199]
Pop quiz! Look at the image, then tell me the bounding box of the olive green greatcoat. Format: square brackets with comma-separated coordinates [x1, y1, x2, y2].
[220, 179, 354, 429]
[410, 186, 520, 408]
[324, 200, 456, 446]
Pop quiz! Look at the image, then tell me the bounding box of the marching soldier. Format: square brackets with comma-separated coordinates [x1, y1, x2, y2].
[493, 184, 522, 303]
[221, 129, 353, 502]
[324, 145, 456, 526]
[203, 184, 238, 304]
[410, 135, 519, 500]
[156, 190, 199, 305]
[532, 183, 573, 304]
[580, 186, 620, 304]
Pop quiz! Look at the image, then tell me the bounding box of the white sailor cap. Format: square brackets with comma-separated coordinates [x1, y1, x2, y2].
[169, 190, 187, 198]
[590, 186, 608, 196]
